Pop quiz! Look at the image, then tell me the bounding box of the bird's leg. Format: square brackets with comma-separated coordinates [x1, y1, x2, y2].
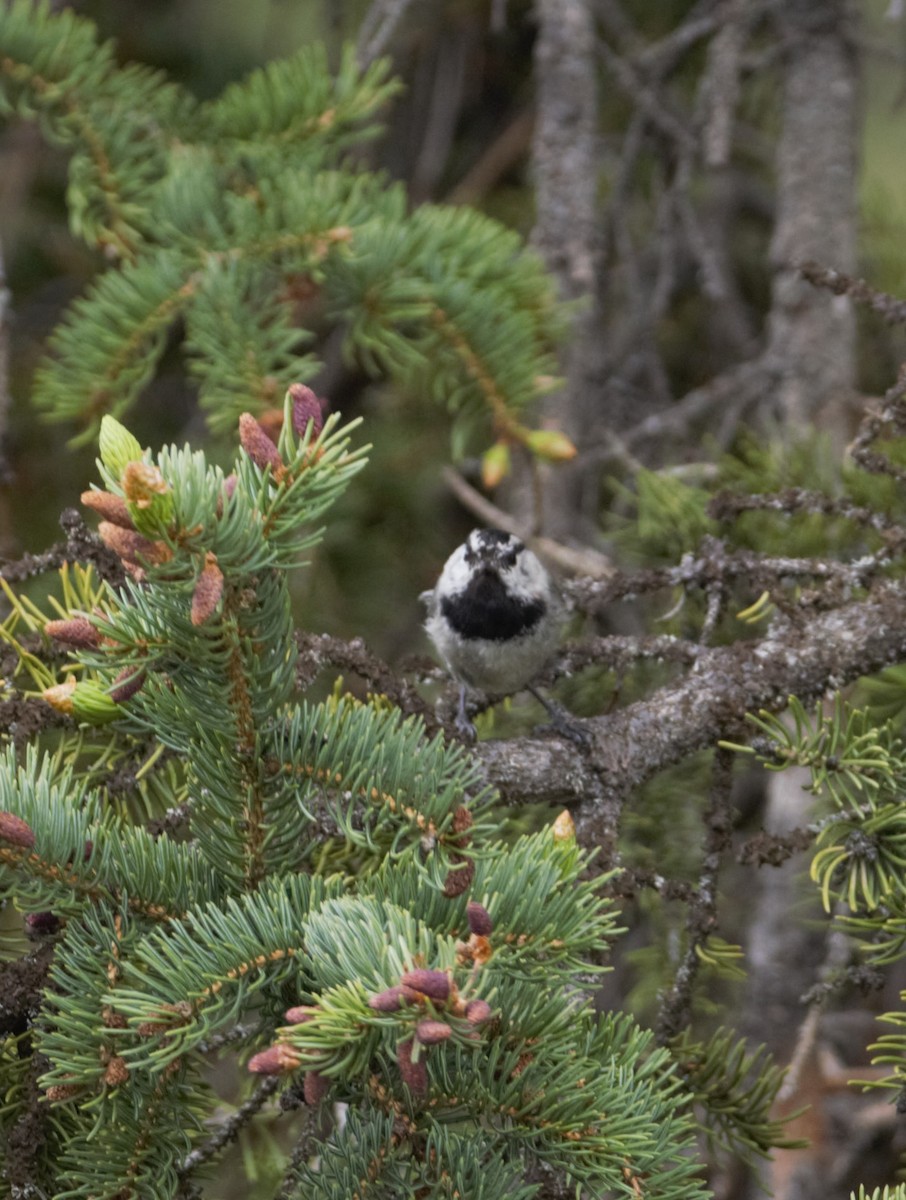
[528, 685, 591, 748]
[454, 684, 478, 743]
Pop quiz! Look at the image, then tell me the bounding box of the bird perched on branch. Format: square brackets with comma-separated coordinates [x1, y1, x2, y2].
[422, 528, 581, 742]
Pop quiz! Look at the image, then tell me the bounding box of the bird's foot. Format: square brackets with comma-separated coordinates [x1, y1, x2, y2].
[453, 685, 478, 744]
[528, 687, 592, 749]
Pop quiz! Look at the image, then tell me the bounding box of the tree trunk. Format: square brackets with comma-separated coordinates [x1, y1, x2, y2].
[529, 0, 603, 543]
[765, 0, 858, 439]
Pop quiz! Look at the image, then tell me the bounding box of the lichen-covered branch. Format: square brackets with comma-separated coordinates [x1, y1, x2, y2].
[476, 579, 906, 858]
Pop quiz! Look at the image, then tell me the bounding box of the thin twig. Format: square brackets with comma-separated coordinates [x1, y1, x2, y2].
[179, 1077, 280, 1176]
[356, 0, 418, 67]
[441, 466, 614, 577]
[655, 747, 736, 1043]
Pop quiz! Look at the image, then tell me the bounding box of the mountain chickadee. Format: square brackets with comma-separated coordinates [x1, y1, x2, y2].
[422, 528, 573, 740]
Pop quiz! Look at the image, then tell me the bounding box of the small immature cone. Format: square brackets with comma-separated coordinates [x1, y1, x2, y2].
[284, 1005, 318, 1025]
[103, 1056, 130, 1087]
[44, 618, 100, 649]
[303, 1069, 330, 1106]
[239, 413, 283, 474]
[44, 1082, 83, 1103]
[442, 857, 475, 898]
[415, 1019, 452, 1045]
[399, 969, 450, 1004]
[81, 489, 135, 530]
[122, 562, 146, 584]
[450, 806, 473, 838]
[109, 666, 146, 704]
[368, 985, 417, 1013]
[248, 1041, 303, 1075]
[0, 811, 35, 849]
[102, 1007, 128, 1030]
[191, 553, 224, 626]
[25, 911, 61, 936]
[288, 383, 325, 438]
[466, 901, 493, 937]
[98, 522, 172, 566]
[397, 1037, 428, 1099]
[464, 999, 492, 1027]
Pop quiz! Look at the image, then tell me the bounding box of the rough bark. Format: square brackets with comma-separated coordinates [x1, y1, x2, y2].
[766, 0, 858, 437]
[529, 0, 603, 542]
[743, 6, 860, 1193]
[477, 579, 906, 852]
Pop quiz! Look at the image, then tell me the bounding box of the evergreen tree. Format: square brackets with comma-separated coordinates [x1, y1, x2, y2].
[6, 4, 906, 1199]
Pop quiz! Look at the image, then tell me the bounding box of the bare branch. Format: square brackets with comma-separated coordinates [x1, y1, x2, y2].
[655, 747, 736, 1043]
[356, 0, 418, 67]
[798, 259, 906, 326]
[477, 579, 906, 854]
[441, 466, 614, 578]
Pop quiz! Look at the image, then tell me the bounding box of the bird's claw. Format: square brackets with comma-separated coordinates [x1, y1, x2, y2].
[529, 686, 592, 749]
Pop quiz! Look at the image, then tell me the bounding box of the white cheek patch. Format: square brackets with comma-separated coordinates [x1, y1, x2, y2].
[438, 545, 474, 594]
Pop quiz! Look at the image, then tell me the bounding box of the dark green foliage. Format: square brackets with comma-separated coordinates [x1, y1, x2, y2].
[668, 1028, 806, 1164]
[0, 0, 566, 464]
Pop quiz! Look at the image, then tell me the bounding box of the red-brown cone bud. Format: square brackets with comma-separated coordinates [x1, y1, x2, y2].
[368, 986, 417, 1013]
[239, 413, 283, 474]
[191, 553, 224, 626]
[397, 1038, 428, 1099]
[0, 811, 35, 849]
[98, 522, 172, 566]
[81, 490, 135, 530]
[465, 999, 492, 1027]
[44, 1082, 83, 1103]
[415, 1019, 452, 1045]
[303, 1069, 330, 1106]
[466, 901, 492, 937]
[44, 618, 101, 649]
[399, 969, 450, 1003]
[450, 806, 473, 836]
[288, 383, 326, 438]
[103, 1056, 130, 1087]
[25, 911, 60, 936]
[248, 1042, 302, 1075]
[122, 562, 146, 583]
[442, 857, 475, 898]
[109, 666, 146, 704]
[284, 1005, 318, 1025]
